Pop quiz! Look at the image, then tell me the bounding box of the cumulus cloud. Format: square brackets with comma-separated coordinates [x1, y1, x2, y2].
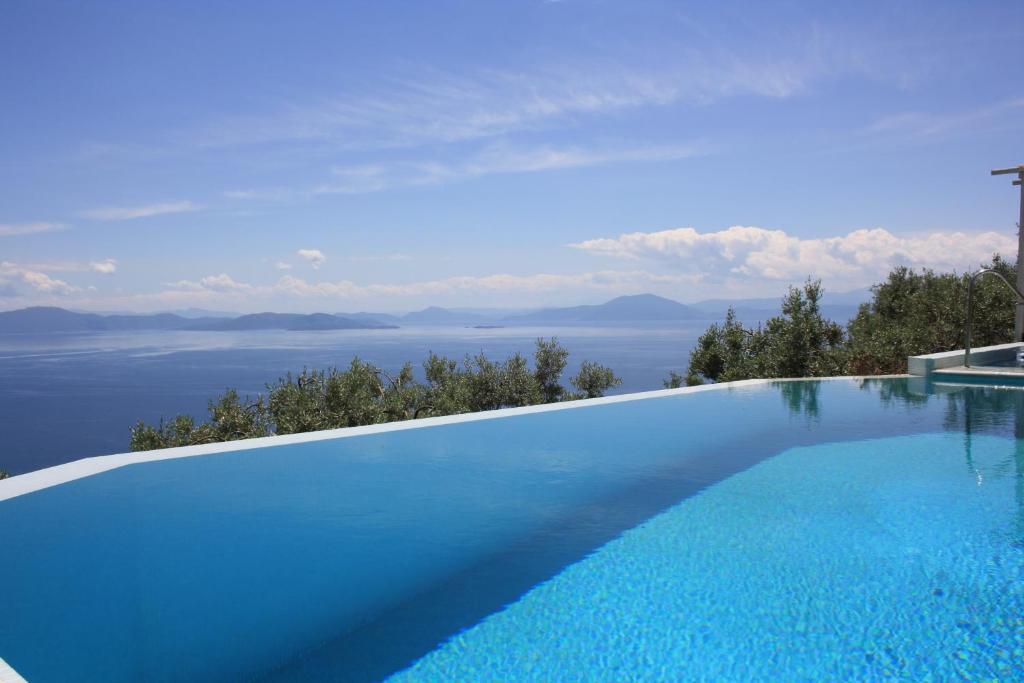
[167, 273, 253, 293]
[570, 226, 1016, 290]
[89, 259, 117, 274]
[82, 200, 200, 221]
[0, 261, 80, 295]
[296, 249, 326, 269]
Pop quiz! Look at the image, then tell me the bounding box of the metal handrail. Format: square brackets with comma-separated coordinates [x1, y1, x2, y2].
[964, 268, 1024, 367]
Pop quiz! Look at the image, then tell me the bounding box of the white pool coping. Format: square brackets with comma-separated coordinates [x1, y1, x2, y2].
[0, 657, 28, 683]
[907, 341, 1024, 376]
[0, 375, 905, 504]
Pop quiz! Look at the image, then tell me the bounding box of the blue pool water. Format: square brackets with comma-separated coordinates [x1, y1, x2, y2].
[1, 378, 1023, 681]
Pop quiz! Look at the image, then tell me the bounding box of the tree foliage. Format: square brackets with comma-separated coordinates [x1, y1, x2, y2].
[570, 360, 622, 399]
[686, 280, 846, 383]
[846, 255, 1015, 374]
[675, 256, 1017, 384]
[131, 338, 620, 451]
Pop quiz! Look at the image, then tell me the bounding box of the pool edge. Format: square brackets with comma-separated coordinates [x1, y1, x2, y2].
[0, 656, 27, 683]
[0, 375, 906, 502]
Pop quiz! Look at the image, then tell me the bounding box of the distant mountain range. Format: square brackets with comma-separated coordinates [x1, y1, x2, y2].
[687, 289, 869, 323]
[503, 294, 705, 323]
[0, 290, 871, 334]
[346, 291, 868, 326]
[0, 307, 397, 334]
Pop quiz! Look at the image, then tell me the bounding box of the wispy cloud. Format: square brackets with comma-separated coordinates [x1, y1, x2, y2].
[12, 258, 116, 274]
[157, 268, 699, 304]
[865, 97, 1024, 140]
[185, 50, 835, 153]
[571, 225, 1015, 290]
[0, 222, 68, 237]
[313, 141, 701, 195]
[82, 200, 200, 221]
[223, 188, 293, 201]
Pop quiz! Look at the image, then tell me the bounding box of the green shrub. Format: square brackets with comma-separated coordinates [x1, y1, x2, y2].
[131, 338, 620, 451]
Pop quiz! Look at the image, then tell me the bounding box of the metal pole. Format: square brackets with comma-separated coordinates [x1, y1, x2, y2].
[1017, 172, 1024, 341]
[992, 165, 1024, 341]
[963, 267, 1024, 368]
[965, 273, 976, 366]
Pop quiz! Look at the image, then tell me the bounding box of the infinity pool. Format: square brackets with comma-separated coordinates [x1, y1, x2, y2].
[1, 378, 1022, 681]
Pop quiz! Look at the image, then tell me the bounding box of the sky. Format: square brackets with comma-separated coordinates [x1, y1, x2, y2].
[1, 0, 1023, 313]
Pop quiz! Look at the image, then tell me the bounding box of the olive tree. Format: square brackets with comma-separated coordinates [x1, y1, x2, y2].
[681, 280, 846, 384]
[847, 256, 1015, 374]
[130, 338, 620, 451]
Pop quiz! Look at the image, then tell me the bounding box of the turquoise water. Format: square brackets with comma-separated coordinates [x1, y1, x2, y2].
[397, 433, 1024, 681]
[1, 378, 1023, 680]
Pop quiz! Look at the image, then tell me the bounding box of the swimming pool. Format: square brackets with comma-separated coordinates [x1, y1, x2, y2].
[1, 377, 1022, 680]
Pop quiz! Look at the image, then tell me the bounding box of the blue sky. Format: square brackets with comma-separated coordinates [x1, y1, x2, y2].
[1, 1, 1022, 312]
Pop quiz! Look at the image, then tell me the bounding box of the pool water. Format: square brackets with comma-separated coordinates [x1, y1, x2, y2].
[398, 433, 1024, 681]
[1, 378, 1023, 681]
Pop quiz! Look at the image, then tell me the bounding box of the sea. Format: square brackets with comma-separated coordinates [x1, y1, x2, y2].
[0, 322, 715, 475]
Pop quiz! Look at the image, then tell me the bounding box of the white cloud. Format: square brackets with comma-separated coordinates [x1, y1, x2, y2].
[150, 269, 699, 308]
[274, 261, 293, 270]
[223, 188, 293, 201]
[264, 269, 696, 299]
[315, 142, 701, 195]
[160, 273, 253, 293]
[296, 249, 326, 269]
[82, 200, 200, 221]
[89, 259, 117, 274]
[0, 261, 80, 295]
[187, 45, 846, 153]
[0, 222, 68, 237]
[199, 273, 253, 292]
[865, 97, 1024, 140]
[161, 279, 204, 291]
[570, 225, 1016, 289]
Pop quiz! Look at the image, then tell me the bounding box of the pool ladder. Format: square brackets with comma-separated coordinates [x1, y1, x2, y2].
[963, 268, 1024, 367]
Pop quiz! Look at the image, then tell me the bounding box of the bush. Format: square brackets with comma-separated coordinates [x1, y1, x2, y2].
[685, 280, 846, 383]
[846, 256, 1015, 374]
[669, 255, 1017, 384]
[131, 338, 620, 451]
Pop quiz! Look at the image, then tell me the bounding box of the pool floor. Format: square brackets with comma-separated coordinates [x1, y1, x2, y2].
[394, 433, 1024, 681]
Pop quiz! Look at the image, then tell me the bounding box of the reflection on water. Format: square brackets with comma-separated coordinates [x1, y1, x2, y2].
[775, 379, 823, 419]
[778, 377, 1024, 545]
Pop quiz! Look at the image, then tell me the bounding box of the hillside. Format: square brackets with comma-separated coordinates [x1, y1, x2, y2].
[0, 307, 396, 333]
[503, 294, 705, 324]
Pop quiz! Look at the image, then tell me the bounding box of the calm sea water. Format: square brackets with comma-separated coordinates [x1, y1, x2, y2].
[0, 322, 709, 475]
